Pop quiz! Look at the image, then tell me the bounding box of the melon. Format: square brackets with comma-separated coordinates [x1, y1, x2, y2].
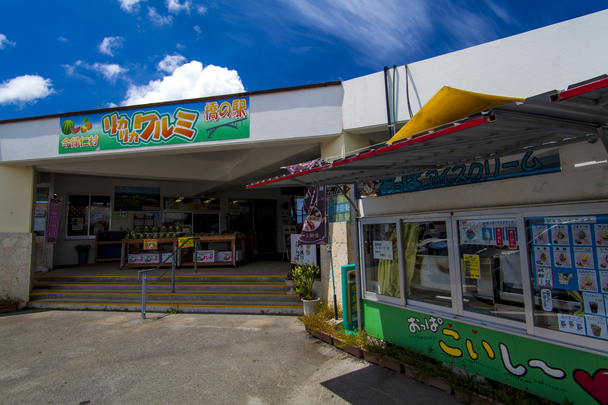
[72, 126, 81, 134]
[61, 120, 75, 135]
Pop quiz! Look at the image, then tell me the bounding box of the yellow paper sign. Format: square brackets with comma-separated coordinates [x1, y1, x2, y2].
[178, 237, 194, 248]
[463, 254, 481, 279]
[143, 239, 158, 250]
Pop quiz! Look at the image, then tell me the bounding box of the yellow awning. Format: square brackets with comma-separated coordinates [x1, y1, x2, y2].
[387, 87, 525, 145]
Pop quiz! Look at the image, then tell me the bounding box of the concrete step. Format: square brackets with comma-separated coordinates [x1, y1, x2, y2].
[33, 281, 291, 293]
[26, 298, 303, 315]
[29, 289, 301, 302]
[33, 274, 288, 283]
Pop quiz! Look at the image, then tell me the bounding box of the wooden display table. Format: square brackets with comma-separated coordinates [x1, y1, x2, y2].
[120, 235, 254, 269]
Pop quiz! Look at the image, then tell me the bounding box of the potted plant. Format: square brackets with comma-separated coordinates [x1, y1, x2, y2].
[285, 272, 296, 295]
[292, 262, 320, 315]
[0, 294, 22, 313]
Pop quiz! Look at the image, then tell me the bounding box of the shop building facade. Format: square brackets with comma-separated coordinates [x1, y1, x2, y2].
[1, 11, 608, 401]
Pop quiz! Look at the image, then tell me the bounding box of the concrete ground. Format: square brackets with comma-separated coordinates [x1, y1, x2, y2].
[0, 310, 460, 405]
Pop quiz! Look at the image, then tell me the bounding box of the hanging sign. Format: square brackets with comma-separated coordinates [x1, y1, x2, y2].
[298, 185, 328, 245]
[178, 237, 194, 248]
[46, 198, 62, 243]
[143, 239, 158, 250]
[59, 96, 250, 153]
[359, 149, 560, 198]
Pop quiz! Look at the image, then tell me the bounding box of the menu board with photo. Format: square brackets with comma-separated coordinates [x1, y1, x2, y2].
[530, 215, 608, 340]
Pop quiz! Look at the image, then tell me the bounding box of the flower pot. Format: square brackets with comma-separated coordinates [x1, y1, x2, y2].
[332, 337, 364, 358]
[285, 279, 296, 295]
[403, 364, 417, 378]
[421, 375, 453, 394]
[0, 304, 19, 314]
[301, 297, 320, 315]
[363, 351, 403, 373]
[306, 327, 333, 344]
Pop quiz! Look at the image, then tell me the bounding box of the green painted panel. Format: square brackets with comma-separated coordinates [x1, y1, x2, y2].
[363, 300, 608, 405]
[59, 96, 249, 153]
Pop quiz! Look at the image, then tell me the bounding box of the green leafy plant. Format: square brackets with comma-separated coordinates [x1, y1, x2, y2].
[292, 262, 319, 300]
[167, 305, 182, 314]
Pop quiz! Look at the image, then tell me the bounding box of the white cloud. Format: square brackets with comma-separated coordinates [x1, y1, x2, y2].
[122, 61, 245, 106]
[98, 36, 125, 57]
[194, 25, 202, 35]
[195, 5, 207, 15]
[58, 36, 68, 43]
[63, 60, 127, 83]
[118, 0, 146, 13]
[92, 63, 127, 82]
[280, 0, 431, 65]
[166, 0, 191, 14]
[148, 6, 174, 26]
[0, 34, 16, 49]
[0, 75, 55, 107]
[158, 53, 187, 73]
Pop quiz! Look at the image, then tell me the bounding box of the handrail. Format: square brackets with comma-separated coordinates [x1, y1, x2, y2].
[138, 237, 200, 319]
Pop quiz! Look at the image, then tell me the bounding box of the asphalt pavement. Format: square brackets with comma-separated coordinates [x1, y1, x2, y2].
[0, 309, 460, 404]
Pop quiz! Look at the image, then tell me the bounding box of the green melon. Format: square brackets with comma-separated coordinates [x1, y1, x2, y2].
[61, 120, 75, 135]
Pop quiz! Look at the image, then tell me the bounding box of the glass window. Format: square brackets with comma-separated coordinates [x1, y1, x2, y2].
[66, 195, 110, 238]
[408, 221, 452, 307]
[458, 219, 525, 323]
[362, 223, 401, 298]
[529, 215, 608, 341]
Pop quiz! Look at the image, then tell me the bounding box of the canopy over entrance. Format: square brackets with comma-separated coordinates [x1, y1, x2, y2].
[247, 76, 608, 190]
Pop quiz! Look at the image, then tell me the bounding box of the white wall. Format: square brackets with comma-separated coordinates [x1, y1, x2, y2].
[342, 9, 608, 134]
[0, 85, 343, 165]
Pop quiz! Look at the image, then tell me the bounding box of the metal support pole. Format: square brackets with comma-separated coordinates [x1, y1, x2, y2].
[351, 184, 363, 331]
[141, 273, 147, 319]
[171, 246, 176, 293]
[194, 239, 199, 274]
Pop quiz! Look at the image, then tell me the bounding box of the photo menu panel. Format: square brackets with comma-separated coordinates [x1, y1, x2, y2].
[530, 215, 608, 340]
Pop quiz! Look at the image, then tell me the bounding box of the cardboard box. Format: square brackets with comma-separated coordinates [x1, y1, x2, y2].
[128, 253, 159, 264]
[128, 254, 144, 264]
[161, 252, 173, 263]
[196, 250, 216, 263]
[217, 251, 233, 262]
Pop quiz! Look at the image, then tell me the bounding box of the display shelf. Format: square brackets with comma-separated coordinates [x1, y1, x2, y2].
[94, 233, 124, 262]
[119, 235, 255, 269]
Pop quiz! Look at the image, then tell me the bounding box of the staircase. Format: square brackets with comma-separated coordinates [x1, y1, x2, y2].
[28, 272, 303, 315]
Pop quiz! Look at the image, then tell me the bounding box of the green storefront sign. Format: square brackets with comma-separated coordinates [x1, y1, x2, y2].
[59, 96, 249, 153]
[363, 301, 608, 404]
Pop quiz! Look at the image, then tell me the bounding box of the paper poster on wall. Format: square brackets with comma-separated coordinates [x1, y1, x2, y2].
[373, 240, 393, 260]
[463, 254, 481, 279]
[291, 234, 317, 265]
[460, 219, 517, 247]
[557, 313, 586, 335]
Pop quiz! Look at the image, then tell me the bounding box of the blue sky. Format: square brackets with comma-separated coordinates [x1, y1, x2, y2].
[0, 0, 606, 121]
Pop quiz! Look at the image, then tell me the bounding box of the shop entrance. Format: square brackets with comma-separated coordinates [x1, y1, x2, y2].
[228, 199, 277, 255]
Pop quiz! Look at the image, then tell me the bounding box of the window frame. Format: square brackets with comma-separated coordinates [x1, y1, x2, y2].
[358, 201, 608, 354]
[65, 194, 112, 240]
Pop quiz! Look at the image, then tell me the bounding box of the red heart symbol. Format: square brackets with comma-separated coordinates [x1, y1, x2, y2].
[472, 330, 478, 334]
[574, 369, 608, 405]
[448, 324, 452, 327]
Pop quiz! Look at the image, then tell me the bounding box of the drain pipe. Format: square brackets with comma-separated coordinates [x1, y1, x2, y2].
[383, 66, 394, 138]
